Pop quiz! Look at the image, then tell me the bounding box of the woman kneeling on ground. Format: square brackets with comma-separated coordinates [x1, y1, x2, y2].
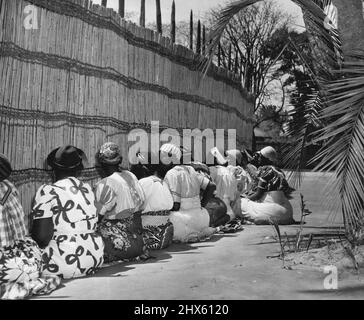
[94, 142, 148, 263]
[241, 146, 295, 225]
[161, 144, 216, 243]
[31, 146, 104, 280]
[139, 152, 174, 250]
[0, 154, 61, 300]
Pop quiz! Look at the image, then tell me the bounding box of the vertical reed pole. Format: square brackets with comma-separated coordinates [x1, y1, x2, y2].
[140, 0, 145, 27]
[202, 25, 206, 55]
[228, 44, 232, 70]
[171, 0, 176, 43]
[119, 0, 125, 18]
[156, 0, 162, 34]
[218, 43, 222, 67]
[189, 10, 193, 50]
[196, 20, 201, 54]
[234, 50, 239, 74]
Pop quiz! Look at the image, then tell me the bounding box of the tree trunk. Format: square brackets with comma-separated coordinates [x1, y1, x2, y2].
[202, 25, 206, 55]
[330, 0, 364, 58]
[189, 10, 193, 50]
[171, 0, 176, 43]
[140, 0, 145, 27]
[196, 20, 201, 54]
[119, 0, 125, 18]
[156, 0, 162, 34]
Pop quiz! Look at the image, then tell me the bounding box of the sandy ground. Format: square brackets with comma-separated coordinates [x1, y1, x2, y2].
[35, 172, 364, 300]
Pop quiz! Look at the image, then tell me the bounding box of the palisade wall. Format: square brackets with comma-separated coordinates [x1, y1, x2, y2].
[0, 0, 254, 225]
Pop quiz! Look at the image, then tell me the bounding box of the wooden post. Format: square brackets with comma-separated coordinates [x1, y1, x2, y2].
[171, 0, 176, 43]
[156, 0, 162, 34]
[218, 43, 222, 67]
[228, 44, 232, 70]
[202, 25, 206, 55]
[119, 0, 125, 17]
[234, 50, 239, 74]
[140, 0, 145, 27]
[189, 10, 193, 50]
[196, 20, 201, 54]
[101, 0, 107, 7]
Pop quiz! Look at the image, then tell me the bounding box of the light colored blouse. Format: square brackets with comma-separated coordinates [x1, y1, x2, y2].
[94, 171, 145, 220]
[164, 165, 210, 202]
[139, 176, 173, 213]
[209, 166, 238, 203]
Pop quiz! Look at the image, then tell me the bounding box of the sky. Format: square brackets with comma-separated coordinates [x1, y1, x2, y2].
[92, 0, 305, 28]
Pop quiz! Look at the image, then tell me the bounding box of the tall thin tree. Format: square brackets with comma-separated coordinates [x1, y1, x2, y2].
[189, 10, 193, 50]
[140, 0, 145, 27]
[119, 0, 125, 18]
[202, 25, 206, 55]
[156, 0, 162, 34]
[171, 0, 176, 43]
[196, 20, 202, 54]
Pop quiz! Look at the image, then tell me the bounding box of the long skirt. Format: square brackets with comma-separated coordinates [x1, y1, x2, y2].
[142, 211, 174, 250]
[205, 197, 230, 228]
[41, 232, 104, 279]
[241, 191, 294, 225]
[0, 238, 61, 300]
[98, 213, 149, 263]
[169, 197, 216, 243]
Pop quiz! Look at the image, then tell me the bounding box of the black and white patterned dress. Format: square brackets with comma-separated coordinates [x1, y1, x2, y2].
[31, 178, 104, 279]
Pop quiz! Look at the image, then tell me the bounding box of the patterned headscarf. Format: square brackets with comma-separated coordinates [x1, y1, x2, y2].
[0, 154, 12, 181]
[160, 143, 182, 164]
[97, 142, 122, 165]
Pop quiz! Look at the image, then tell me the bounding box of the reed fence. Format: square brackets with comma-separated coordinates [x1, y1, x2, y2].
[0, 0, 254, 226]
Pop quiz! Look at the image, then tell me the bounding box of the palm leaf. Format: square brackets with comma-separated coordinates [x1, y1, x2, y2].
[283, 91, 323, 188]
[312, 56, 364, 236]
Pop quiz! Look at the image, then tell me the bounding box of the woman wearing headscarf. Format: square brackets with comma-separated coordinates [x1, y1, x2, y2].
[188, 161, 230, 228]
[31, 146, 104, 280]
[240, 146, 295, 225]
[0, 154, 61, 300]
[161, 144, 216, 243]
[94, 142, 148, 263]
[139, 152, 174, 250]
[208, 148, 239, 221]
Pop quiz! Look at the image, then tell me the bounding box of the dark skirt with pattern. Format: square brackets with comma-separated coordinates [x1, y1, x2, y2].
[97, 213, 149, 263]
[205, 196, 230, 228]
[141, 211, 174, 250]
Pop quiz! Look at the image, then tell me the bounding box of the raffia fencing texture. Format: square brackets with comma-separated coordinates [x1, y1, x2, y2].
[0, 0, 254, 225]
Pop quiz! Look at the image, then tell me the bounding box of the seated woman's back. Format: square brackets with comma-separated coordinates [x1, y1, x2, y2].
[33, 178, 98, 234]
[95, 171, 145, 220]
[164, 165, 207, 202]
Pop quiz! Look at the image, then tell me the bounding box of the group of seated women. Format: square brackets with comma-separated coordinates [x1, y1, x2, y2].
[0, 142, 295, 300]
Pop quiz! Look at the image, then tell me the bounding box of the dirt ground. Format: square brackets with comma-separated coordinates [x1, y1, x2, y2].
[35, 172, 364, 300]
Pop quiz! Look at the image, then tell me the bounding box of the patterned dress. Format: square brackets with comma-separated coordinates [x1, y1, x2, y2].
[31, 178, 104, 279]
[0, 180, 61, 300]
[139, 176, 174, 250]
[164, 165, 215, 243]
[94, 171, 148, 263]
[241, 166, 295, 225]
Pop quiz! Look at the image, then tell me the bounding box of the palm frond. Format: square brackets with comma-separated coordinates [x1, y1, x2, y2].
[283, 91, 323, 188]
[312, 56, 364, 234]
